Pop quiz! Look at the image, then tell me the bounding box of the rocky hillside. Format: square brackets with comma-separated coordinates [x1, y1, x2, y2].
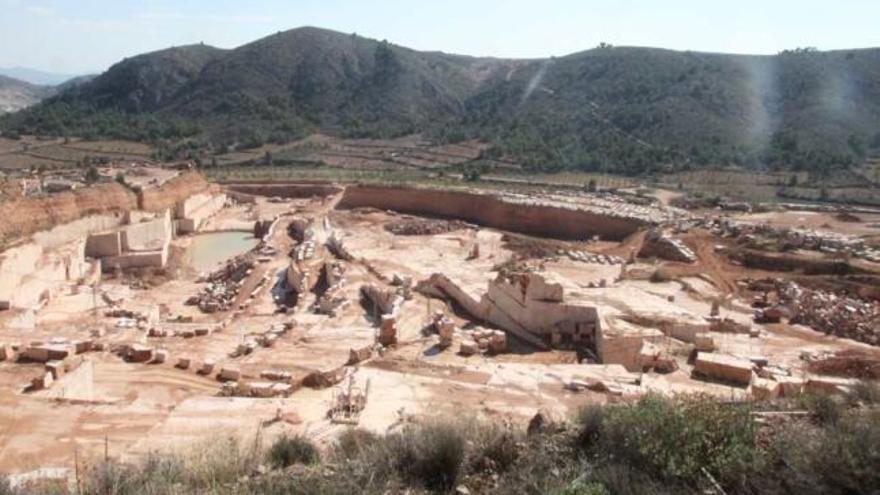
[4, 27, 880, 173]
[0, 75, 54, 114]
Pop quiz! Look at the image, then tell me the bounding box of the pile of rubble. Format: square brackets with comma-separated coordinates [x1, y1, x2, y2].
[458, 327, 507, 356]
[429, 311, 455, 349]
[187, 255, 255, 313]
[750, 279, 880, 346]
[500, 190, 675, 225]
[220, 379, 295, 398]
[385, 219, 474, 236]
[639, 230, 697, 263]
[229, 322, 292, 357]
[287, 218, 313, 243]
[104, 308, 153, 329]
[326, 232, 355, 261]
[291, 240, 316, 261]
[311, 262, 349, 316]
[700, 218, 880, 262]
[802, 349, 880, 379]
[562, 251, 625, 265]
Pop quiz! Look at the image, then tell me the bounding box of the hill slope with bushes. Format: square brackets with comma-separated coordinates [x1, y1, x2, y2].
[4, 28, 880, 173]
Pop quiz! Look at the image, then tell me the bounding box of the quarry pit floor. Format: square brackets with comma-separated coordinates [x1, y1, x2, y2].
[1, 189, 879, 475]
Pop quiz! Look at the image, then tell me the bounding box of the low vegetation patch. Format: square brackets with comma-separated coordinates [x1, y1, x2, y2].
[4, 389, 880, 494]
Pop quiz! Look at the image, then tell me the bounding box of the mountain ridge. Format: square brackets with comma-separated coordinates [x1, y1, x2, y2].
[3, 26, 880, 173]
[0, 74, 55, 114]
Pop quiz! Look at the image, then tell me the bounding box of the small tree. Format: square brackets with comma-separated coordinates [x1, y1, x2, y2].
[586, 178, 598, 192]
[85, 166, 100, 184]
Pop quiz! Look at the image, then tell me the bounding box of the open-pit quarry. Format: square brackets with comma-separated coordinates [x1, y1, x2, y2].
[1, 167, 879, 484]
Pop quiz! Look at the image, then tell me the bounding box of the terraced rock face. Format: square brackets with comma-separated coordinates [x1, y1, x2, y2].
[336, 185, 659, 241]
[0, 182, 137, 248]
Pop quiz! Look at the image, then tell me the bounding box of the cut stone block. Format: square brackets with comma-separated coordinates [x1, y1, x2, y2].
[45, 360, 66, 380]
[152, 350, 169, 364]
[348, 345, 373, 364]
[127, 345, 153, 363]
[749, 375, 780, 400]
[693, 352, 754, 385]
[775, 376, 805, 397]
[198, 359, 216, 375]
[219, 367, 241, 382]
[459, 340, 478, 356]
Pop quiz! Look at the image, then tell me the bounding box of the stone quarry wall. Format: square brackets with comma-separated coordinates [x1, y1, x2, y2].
[0, 240, 88, 309]
[176, 193, 227, 234]
[122, 210, 172, 251]
[337, 185, 645, 241]
[94, 210, 173, 271]
[32, 215, 125, 249]
[0, 243, 43, 306]
[138, 172, 212, 212]
[0, 183, 137, 249]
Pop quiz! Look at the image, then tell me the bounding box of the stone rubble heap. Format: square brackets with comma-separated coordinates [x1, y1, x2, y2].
[291, 240, 316, 261]
[326, 232, 355, 261]
[750, 278, 880, 346]
[561, 250, 625, 265]
[459, 326, 507, 356]
[385, 219, 475, 236]
[430, 311, 456, 349]
[287, 218, 313, 243]
[311, 262, 349, 316]
[187, 255, 255, 313]
[699, 218, 880, 263]
[500, 190, 675, 226]
[801, 349, 880, 379]
[639, 230, 697, 263]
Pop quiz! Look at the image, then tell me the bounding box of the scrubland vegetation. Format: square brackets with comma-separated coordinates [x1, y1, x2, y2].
[5, 386, 878, 495]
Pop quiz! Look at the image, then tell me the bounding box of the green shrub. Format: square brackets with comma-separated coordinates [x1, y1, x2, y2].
[765, 410, 880, 494]
[390, 422, 465, 492]
[492, 432, 582, 495]
[591, 464, 680, 495]
[332, 428, 379, 461]
[550, 479, 610, 495]
[470, 424, 521, 473]
[846, 381, 880, 406]
[806, 394, 842, 425]
[267, 435, 319, 468]
[595, 395, 758, 487]
[574, 404, 604, 446]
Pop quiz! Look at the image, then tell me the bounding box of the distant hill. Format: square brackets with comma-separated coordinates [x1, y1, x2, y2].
[0, 67, 78, 86]
[4, 27, 880, 173]
[0, 75, 54, 114]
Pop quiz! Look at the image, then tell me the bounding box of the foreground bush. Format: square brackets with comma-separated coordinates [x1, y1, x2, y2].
[579, 394, 759, 489]
[389, 421, 466, 491]
[267, 435, 319, 468]
[762, 409, 880, 495]
[5, 391, 879, 494]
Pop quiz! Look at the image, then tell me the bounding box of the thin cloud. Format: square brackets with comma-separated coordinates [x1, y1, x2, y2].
[135, 12, 274, 24]
[25, 5, 55, 17]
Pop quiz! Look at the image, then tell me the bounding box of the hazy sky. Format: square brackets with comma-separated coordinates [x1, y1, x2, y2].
[2, 0, 879, 74]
